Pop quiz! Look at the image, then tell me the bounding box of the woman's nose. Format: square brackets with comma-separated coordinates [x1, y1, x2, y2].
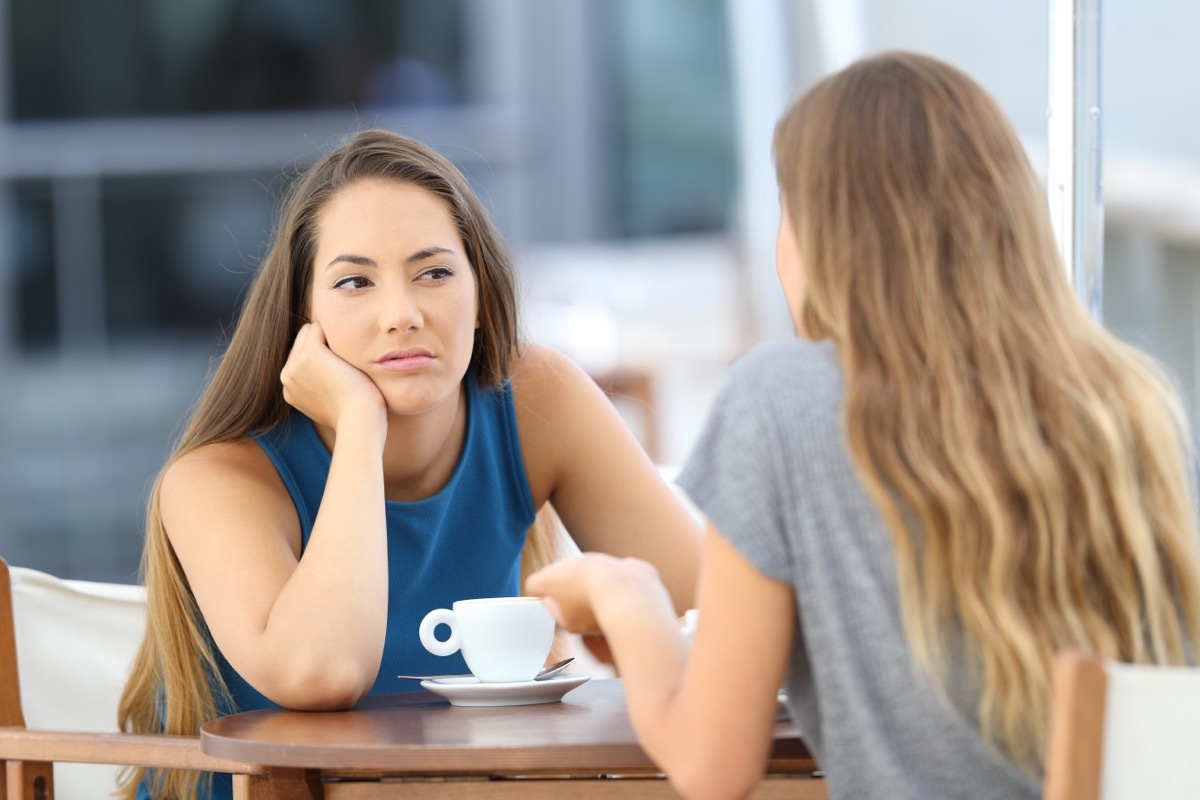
[380, 285, 422, 332]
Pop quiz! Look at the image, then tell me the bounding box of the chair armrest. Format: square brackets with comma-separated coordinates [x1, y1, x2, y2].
[0, 727, 266, 774]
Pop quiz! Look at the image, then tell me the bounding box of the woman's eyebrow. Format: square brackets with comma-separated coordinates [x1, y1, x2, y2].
[324, 247, 455, 271]
[406, 246, 456, 263]
[325, 253, 377, 270]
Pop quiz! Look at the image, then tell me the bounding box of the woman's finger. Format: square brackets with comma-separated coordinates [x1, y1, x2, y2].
[539, 595, 566, 626]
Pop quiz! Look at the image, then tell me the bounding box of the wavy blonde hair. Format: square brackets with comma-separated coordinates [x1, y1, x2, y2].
[116, 129, 561, 800]
[774, 51, 1200, 772]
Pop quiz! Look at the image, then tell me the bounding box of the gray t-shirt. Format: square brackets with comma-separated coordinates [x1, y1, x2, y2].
[676, 338, 1039, 800]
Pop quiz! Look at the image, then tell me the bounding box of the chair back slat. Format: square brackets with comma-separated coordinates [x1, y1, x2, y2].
[0, 557, 27, 728]
[1045, 650, 1200, 800]
[1044, 650, 1107, 800]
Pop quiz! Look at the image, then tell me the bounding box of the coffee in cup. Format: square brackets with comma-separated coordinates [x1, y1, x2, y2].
[418, 597, 555, 683]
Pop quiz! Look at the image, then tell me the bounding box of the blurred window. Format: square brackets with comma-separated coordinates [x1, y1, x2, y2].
[608, 0, 736, 237]
[9, 0, 465, 119]
[4, 0, 737, 352]
[11, 181, 56, 347]
[13, 173, 277, 351]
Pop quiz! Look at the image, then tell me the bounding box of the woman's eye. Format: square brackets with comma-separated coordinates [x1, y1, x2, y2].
[418, 267, 455, 282]
[333, 275, 372, 291]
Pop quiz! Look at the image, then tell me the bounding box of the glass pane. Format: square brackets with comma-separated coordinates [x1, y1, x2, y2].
[11, 173, 278, 349]
[8, 0, 465, 119]
[11, 181, 57, 349]
[101, 173, 276, 340]
[609, 0, 736, 237]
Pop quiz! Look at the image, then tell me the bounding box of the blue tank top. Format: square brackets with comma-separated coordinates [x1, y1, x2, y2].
[154, 375, 537, 800]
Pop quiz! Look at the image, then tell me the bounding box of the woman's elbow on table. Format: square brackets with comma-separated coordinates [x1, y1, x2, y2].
[668, 761, 763, 800]
[665, 745, 765, 800]
[262, 652, 377, 710]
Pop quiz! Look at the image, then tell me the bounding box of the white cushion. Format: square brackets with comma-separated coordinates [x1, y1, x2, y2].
[1101, 660, 1200, 800]
[9, 566, 147, 800]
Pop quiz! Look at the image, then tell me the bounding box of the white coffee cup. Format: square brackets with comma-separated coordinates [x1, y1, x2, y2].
[418, 597, 555, 683]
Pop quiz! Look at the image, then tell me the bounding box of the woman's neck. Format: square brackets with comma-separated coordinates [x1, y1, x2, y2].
[311, 383, 469, 503]
[379, 383, 469, 502]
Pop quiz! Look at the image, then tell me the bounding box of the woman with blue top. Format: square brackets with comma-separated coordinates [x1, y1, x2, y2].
[528, 51, 1200, 799]
[116, 129, 702, 800]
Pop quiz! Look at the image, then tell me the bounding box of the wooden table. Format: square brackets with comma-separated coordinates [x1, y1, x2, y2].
[200, 678, 827, 799]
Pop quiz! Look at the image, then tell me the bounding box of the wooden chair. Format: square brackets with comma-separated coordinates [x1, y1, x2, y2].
[1043, 650, 1200, 800]
[0, 557, 268, 799]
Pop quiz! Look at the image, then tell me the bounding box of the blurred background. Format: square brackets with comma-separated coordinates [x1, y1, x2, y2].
[1, 0, 1198, 583]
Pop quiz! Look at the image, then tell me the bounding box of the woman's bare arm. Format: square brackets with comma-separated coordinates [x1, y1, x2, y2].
[527, 524, 795, 800]
[162, 412, 388, 710]
[163, 322, 391, 710]
[512, 345, 703, 612]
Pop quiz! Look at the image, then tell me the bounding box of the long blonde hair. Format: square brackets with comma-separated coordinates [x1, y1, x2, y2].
[117, 129, 559, 799]
[774, 51, 1200, 772]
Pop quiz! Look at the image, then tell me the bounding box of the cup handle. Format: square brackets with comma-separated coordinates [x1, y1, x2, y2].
[419, 608, 461, 657]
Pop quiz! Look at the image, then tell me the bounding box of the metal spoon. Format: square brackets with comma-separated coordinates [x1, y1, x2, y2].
[397, 657, 575, 683]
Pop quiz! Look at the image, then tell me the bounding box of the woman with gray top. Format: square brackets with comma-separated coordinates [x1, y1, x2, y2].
[528, 51, 1200, 799]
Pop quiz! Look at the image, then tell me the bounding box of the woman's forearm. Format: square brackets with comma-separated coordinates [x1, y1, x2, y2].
[258, 411, 389, 707]
[587, 563, 696, 764]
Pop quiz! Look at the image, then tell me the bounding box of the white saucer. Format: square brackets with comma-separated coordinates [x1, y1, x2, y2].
[420, 673, 590, 707]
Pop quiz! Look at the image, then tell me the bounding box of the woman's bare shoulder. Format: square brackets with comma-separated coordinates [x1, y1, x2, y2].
[510, 344, 594, 404]
[167, 437, 274, 477]
[161, 438, 288, 509]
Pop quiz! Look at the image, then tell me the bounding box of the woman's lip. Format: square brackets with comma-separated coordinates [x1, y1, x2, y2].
[376, 354, 436, 373]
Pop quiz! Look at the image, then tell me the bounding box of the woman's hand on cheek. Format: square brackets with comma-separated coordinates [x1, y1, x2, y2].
[281, 322, 386, 430]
